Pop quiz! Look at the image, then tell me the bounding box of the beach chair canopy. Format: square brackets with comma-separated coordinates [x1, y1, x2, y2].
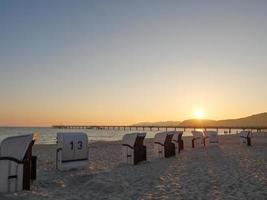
[122, 132, 146, 147]
[0, 134, 37, 160]
[191, 130, 204, 138]
[240, 131, 250, 138]
[204, 131, 219, 143]
[154, 132, 170, 144]
[172, 131, 183, 141]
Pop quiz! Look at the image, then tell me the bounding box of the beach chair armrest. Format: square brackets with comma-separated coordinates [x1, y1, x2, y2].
[0, 156, 24, 164]
[154, 142, 164, 146]
[122, 144, 134, 149]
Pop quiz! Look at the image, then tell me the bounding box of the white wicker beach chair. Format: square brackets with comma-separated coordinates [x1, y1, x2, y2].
[56, 132, 89, 171]
[191, 130, 204, 148]
[0, 133, 38, 193]
[122, 132, 146, 165]
[203, 131, 219, 145]
[239, 131, 251, 146]
[154, 132, 175, 158]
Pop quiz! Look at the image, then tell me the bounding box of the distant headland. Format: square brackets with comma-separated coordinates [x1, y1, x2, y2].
[132, 113, 267, 127]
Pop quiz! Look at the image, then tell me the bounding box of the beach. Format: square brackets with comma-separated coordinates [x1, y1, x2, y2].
[0, 134, 266, 200]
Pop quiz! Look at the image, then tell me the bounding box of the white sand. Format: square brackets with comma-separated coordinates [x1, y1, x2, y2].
[0, 135, 266, 200]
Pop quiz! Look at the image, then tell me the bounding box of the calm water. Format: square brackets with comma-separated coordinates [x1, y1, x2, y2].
[0, 127, 235, 144]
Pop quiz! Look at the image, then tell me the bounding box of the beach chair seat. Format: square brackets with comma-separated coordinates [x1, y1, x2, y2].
[203, 131, 219, 146]
[0, 133, 38, 193]
[154, 132, 175, 158]
[191, 131, 204, 148]
[56, 132, 89, 171]
[239, 131, 251, 146]
[172, 131, 184, 153]
[122, 132, 146, 165]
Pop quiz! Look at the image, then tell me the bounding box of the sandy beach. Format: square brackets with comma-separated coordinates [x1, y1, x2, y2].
[0, 134, 266, 200]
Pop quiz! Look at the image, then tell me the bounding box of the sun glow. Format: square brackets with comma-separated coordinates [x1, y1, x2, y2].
[194, 109, 205, 119]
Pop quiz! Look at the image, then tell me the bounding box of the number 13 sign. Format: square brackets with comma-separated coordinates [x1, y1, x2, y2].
[56, 132, 89, 170]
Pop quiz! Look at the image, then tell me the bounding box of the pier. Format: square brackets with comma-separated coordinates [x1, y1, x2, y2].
[52, 125, 267, 133]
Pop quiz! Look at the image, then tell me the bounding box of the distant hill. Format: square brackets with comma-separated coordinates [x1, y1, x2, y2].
[132, 121, 180, 127]
[213, 112, 267, 127]
[133, 113, 267, 127]
[179, 119, 216, 127]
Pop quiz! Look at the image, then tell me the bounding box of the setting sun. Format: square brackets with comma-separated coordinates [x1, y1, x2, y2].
[194, 109, 205, 119]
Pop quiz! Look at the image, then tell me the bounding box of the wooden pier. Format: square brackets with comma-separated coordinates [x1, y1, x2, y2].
[52, 125, 267, 133]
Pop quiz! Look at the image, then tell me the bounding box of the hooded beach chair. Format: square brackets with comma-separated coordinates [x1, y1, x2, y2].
[122, 132, 146, 165]
[239, 131, 251, 146]
[191, 130, 204, 148]
[203, 131, 219, 145]
[56, 132, 89, 171]
[172, 131, 184, 153]
[0, 133, 38, 193]
[154, 132, 175, 158]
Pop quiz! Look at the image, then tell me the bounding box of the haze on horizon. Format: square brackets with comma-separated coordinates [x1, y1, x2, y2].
[1, 0, 267, 126]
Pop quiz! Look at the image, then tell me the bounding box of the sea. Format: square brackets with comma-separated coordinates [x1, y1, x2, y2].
[0, 127, 237, 144]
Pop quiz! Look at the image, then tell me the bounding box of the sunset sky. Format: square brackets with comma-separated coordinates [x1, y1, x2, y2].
[0, 0, 267, 126]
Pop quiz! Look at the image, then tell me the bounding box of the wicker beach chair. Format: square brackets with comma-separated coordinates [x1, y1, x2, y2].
[172, 131, 184, 153]
[154, 132, 175, 158]
[122, 132, 146, 165]
[0, 133, 38, 193]
[203, 131, 219, 146]
[239, 131, 251, 146]
[56, 132, 89, 170]
[191, 130, 204, 148]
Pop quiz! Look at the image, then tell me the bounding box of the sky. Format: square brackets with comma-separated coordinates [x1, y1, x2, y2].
[0, 0, 267, 126]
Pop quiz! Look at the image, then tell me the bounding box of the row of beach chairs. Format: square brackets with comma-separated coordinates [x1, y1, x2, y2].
[0, 130, 252, 193]
[122, 131, 184, 165]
